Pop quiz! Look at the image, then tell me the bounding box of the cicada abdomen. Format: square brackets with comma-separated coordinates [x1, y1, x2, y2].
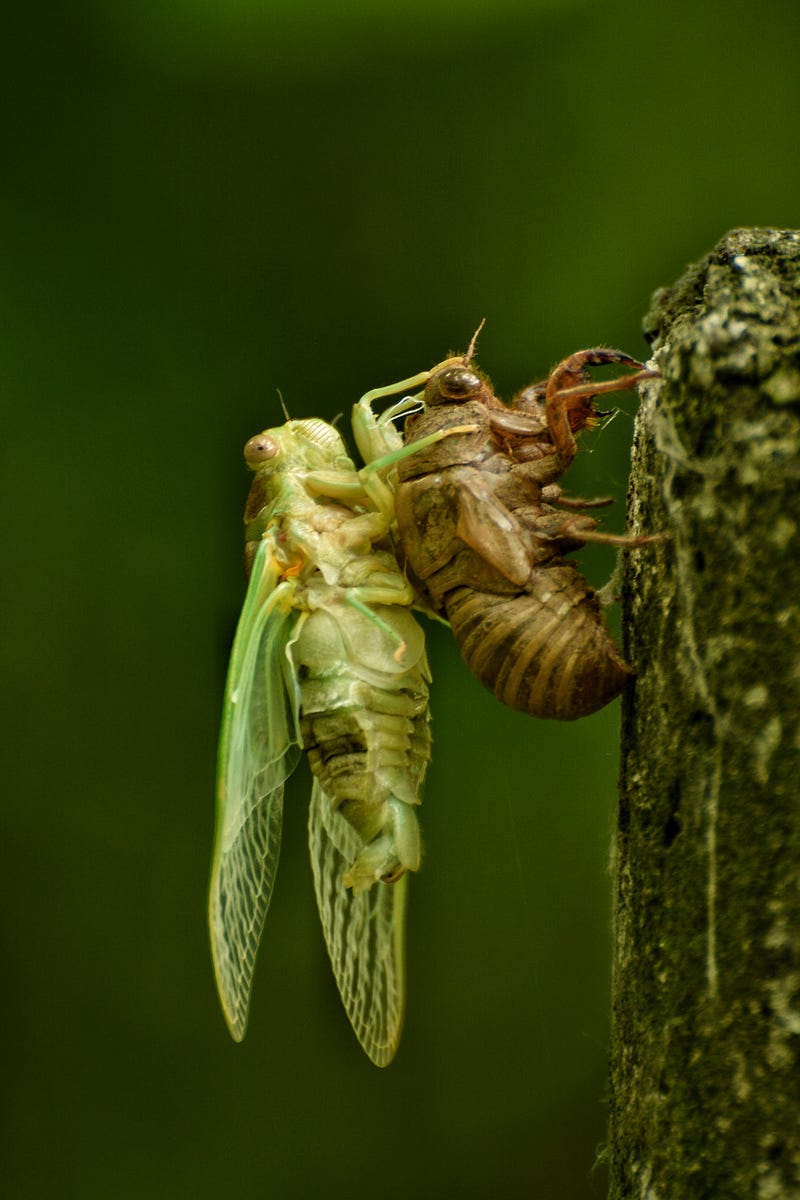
[444, 570, 631, 720]
[293, 597, 430, 892]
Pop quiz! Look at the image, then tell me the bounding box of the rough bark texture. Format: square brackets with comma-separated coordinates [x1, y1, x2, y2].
[610, 228, 800, 1199]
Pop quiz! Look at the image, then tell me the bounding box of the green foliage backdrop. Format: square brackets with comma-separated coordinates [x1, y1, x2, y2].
[3, 1, 798, 1196]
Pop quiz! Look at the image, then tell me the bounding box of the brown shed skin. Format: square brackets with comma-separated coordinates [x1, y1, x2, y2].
[393, 349, 657, 719]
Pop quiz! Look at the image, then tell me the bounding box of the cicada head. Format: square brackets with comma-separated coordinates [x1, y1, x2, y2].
[420, 319, 490, 408]
[244, 418, 348, 475]
[423, 359, 489, 409]
[242, 419, 355, 554]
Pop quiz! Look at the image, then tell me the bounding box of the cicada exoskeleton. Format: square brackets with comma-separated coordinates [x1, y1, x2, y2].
[354, 345, 658, 720]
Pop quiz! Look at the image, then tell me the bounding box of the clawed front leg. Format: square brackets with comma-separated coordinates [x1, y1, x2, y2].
[545, 349, 658, 470]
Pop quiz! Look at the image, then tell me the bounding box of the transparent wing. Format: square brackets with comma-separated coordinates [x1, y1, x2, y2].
[209, 537, 302, 1041]
[308, 779, 407, 1067]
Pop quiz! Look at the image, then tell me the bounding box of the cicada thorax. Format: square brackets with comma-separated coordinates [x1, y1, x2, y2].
[291, 595, 431, 893]
[389, 351, 651, 720]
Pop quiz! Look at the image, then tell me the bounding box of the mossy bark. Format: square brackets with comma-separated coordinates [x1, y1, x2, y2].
[610, 228, 800, 1199]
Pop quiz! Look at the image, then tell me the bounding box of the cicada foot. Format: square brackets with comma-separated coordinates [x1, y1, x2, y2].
[548, 348, 657, 402]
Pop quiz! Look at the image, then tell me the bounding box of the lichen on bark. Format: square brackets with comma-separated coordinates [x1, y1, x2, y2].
[610, 228, 800, 1199]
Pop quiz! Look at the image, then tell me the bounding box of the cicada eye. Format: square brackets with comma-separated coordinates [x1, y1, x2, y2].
[430, 366, 482, 405]
[244, 433, 279, 467]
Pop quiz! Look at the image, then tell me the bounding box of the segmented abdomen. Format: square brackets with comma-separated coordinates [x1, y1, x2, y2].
[444, 565, 632, 720]
[292, 601, 431, 891]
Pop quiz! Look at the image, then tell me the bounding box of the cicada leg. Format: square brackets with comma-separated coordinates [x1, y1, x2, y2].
[363, 421, 479, 470]
[354, 366, 479, 475]
[352, 370, 433, 464]
[308, 399, 477, 525]
[527, 505, 663, 550]
[541, 485, 615, 510]
[342, 586, 422, 664]
[545, 349, 658, 470]
[551, 519, 664, 549]
[303, 462, 398, 527]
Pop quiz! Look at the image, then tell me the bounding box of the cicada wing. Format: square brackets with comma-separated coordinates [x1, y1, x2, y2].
[209, 537, 302, 1041]
[308, 780, 407, 1067]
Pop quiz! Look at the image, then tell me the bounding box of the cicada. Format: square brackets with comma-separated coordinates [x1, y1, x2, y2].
[208, 417, 432, 1066]
[353, 342, 659, 720]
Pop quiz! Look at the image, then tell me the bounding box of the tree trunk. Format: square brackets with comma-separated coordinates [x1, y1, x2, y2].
[609, 228, 800, 1198]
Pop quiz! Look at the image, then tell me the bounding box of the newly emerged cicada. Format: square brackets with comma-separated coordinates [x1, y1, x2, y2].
[354, 341, 659, 720]
[208, 417, 433, 1066]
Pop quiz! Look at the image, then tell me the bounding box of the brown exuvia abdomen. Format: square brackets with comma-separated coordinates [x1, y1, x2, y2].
[443, 564, 633, 720]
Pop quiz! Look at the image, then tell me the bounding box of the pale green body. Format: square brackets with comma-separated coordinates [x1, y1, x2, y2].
[209, 418, 430, 1066]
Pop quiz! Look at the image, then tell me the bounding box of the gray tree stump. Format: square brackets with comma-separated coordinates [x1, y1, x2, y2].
[610, 228, 800, 1199]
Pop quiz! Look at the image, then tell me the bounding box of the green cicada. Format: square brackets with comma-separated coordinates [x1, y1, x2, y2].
[208, 415, 433, 1066]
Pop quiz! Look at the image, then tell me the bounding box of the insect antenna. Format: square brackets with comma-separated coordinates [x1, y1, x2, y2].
[463, 317, 487, 364]
[277, 389, 291, 421]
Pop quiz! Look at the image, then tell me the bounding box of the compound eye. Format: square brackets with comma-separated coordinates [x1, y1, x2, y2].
[435, 366, 481, 403]
[244, 433, 279, 467]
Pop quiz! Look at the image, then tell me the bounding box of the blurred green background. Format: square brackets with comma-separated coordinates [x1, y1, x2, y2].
[3, 1, 797, 1196]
